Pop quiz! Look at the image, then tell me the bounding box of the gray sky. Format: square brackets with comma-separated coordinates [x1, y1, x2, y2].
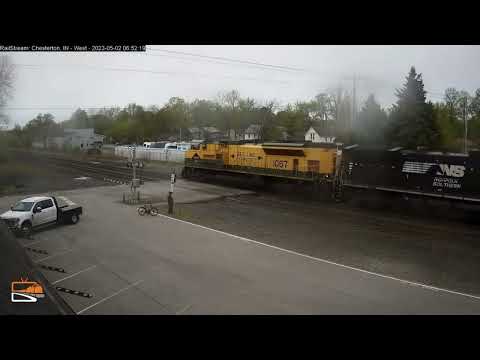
[4, 45, 480, 127]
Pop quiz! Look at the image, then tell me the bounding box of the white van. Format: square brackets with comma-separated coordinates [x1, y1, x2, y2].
[164, 142, 178, 150]
[176, 142, 192, 151]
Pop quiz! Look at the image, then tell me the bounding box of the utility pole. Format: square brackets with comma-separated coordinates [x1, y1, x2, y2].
[464, 97, 468, 154]
[340, 75, 360, 140]
[352, 73, 356, 131]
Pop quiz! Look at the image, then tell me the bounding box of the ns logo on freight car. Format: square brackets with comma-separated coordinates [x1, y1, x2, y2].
[342, 147, 480, 207]
[402, 162, 466, 178]
[436, 164, 465, 178]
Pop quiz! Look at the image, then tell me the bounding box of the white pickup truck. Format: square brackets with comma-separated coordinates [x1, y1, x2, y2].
[0, 195, 83, 235]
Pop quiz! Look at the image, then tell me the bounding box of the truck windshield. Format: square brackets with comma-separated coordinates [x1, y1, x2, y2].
[12, 202, 34, 211]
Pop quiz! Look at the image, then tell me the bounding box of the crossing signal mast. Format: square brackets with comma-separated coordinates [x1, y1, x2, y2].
[463, 97, 468, 154]
[130, 146, 140, 200]
[168, 170, 176, 214]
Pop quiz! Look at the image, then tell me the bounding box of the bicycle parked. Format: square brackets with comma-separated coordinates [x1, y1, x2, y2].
[137, 203, 159, 216]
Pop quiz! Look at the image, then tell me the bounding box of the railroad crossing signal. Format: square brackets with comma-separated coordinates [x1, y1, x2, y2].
[168, 170, 176, 214]
[170, 171, 176, 193]
[130, 147, 141, 199]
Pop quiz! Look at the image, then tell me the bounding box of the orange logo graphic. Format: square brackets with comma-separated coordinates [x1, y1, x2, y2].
[11, 278, 45, 303]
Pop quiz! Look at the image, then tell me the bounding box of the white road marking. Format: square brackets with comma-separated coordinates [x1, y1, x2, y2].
[77, 280, 144, 315]
[23, 236, 57, 246]
[155, 213, 480, 301]
[34, 248, 75, 263]
[74, 177, 91, 180]
[52, 265, 97, 285]
[176, 304, 192, 315]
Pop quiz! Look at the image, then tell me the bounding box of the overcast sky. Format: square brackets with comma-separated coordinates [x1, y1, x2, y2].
[3, 45, 480, 127]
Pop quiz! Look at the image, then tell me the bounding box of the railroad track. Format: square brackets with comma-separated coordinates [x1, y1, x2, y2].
[40, 156, 165, 183]
[12, 149, 180, 180]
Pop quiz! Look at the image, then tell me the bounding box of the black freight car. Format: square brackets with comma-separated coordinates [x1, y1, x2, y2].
[341, 147, 480, 205]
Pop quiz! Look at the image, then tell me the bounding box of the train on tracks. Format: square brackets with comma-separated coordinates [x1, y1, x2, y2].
[181, 141, 480, 208]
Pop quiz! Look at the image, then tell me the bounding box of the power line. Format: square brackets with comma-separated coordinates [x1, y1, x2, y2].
[4, 106, 115, 110]
[142, 52, 305, 74]
[14, 63, 293, 86]
[146, 47, 309, 73]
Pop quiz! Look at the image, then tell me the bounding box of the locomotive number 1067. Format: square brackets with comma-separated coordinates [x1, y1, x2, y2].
[273, 160, 288, 168]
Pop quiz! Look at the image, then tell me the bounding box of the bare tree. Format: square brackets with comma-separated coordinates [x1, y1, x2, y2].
[217, 90, 242, 137]
[263, 99, 280, 113]
[0, 55, 15, 128]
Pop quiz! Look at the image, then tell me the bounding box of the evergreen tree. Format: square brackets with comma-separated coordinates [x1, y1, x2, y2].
[387, 66, 440, 149]
[353, 94, 388, 146]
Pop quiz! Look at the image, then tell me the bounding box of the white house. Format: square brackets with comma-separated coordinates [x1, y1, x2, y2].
[244, 124, 262, 141]
[305, 125, 336, 143]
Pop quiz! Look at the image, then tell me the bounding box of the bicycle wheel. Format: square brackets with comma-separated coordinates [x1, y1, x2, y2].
[150, 207, 159, 216]
[138, 207, 147, 216]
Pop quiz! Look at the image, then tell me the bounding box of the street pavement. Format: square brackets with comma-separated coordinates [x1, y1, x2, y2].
[1, 180, 480, 314]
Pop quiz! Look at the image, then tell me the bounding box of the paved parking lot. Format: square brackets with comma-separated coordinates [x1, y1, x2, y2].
[2, 180, 480, 314]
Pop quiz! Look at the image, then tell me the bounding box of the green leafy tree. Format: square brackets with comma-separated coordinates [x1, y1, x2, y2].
[190, 99, 221, 128]
[433, 103, 463, 151]
[24, 113, 62, 147]
[387, 66, 440, 149]
[64, 108, 89, 128]
[275, 105, 306, 139]
[158, 98, 189, 140]
[258, 105, 279, 141]
[470, 89, 480, 117]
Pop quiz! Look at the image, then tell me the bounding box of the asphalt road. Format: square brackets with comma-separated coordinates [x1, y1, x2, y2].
[0, 222, 72, 315]
[173, 193, 480, 297]
[2, 181, 480, 314]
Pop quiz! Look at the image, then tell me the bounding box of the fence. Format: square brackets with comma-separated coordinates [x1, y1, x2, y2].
[114, 146, 186, 163]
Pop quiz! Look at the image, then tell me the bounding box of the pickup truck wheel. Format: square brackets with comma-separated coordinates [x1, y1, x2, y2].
[21, 222, 32, 236]
[70, 214, 79, 224]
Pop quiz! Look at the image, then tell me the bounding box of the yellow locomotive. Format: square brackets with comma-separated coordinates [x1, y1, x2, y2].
[182, 142, 341, 185]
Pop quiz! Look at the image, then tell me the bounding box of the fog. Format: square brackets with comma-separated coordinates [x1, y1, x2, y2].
[4, 45, 480, 127]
